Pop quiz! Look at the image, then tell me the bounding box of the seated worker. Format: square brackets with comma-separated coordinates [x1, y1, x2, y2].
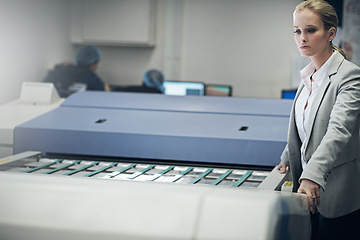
[115, 69, 165, 94]
[44, 45, 109, 98]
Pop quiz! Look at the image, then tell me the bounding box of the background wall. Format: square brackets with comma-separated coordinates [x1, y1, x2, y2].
[0, 0, 301, 105]
[0, 0, 73, 105]
[180, 0, 300, 98]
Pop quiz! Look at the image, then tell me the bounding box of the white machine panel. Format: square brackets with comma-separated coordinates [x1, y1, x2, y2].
[0, 82, 63, 158]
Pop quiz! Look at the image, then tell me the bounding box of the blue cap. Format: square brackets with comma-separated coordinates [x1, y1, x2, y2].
[143, 69, 165, 93]
[75, 45, 101, 67]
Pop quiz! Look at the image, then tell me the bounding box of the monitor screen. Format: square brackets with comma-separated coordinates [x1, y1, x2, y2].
[164, 81, 205, 96]
[205, 84, 232, 96]
[281, 89, 297, 99]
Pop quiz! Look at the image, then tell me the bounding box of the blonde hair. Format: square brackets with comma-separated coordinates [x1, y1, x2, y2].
[295, 0, 346, 58]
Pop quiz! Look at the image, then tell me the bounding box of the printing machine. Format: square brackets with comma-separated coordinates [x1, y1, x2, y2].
[0, 91, 311, 240]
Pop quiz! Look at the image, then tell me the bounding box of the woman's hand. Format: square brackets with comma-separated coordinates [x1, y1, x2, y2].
[276, 162, 289, 174]
[297, 179, 320, 214]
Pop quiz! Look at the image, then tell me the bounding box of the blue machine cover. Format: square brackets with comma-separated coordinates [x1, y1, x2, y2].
[14, 92, 292, 167]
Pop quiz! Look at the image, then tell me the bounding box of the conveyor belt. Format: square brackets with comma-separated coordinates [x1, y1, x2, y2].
[0, 153, 269, 188]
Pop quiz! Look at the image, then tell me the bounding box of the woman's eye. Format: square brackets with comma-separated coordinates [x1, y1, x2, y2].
[294, 29, 301, 34]
[307, 28, 316, 33]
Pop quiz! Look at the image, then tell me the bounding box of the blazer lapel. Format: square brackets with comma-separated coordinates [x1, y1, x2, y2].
[287, 83, 304, 157]
[289, 82, 304, 136]
[306, 78, 331, 135]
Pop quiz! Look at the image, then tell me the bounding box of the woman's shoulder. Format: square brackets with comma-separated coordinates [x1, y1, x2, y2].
[335, 57, 360, 81]
[343, 57, 360, 70]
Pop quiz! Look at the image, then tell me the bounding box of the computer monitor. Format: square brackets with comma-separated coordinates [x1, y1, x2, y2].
[281, 89, 297, 99]
[164, 81, 205, 96]
[205, 84, 232, 97]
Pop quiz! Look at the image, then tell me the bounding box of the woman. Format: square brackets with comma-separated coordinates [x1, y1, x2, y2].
[277, 0, 360, 239]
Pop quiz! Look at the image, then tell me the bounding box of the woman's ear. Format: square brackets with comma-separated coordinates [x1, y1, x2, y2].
[329, 27, 336, 42]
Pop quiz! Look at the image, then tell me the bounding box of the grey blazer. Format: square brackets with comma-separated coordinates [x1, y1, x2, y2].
[281, 51, 360, 218]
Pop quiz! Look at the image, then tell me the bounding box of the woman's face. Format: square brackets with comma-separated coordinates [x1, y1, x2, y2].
[293, 8, 334, 58]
